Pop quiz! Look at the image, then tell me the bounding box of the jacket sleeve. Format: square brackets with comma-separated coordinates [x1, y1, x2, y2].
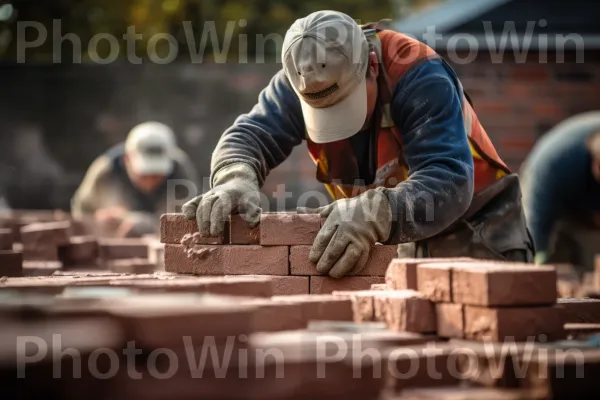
[384, 60, 475, 244]
[210, 69, 306, 187]
[70, 155, 114, 218]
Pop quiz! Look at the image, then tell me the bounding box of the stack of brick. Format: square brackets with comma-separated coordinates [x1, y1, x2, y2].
[161, 213, 393, 295]
[326, 258, 473, 334]
[15, 220, 158, 276]
[415, 261, 564, 342]
[0, 210, 167, 277]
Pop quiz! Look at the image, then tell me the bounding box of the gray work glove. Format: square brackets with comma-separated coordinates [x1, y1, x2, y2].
[182, 163, 261, 236]
[297, 187, 393, 279]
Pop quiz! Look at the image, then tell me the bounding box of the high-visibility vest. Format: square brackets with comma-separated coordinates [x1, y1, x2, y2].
[306, 28, 510, 200]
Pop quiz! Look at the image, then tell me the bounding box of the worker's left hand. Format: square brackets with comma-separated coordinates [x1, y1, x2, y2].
[297, 188, 393, 278]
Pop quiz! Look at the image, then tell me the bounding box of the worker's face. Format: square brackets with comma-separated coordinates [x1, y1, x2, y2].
[123, 155, 167, 193]
[363, 51, 380, 130]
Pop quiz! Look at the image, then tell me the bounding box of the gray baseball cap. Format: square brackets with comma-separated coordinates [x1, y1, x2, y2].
[125, 122, 176, 176]
[282, 11, 369, 143]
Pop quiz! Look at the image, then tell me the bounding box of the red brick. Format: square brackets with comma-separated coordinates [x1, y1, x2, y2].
[556, 298, 600, 323]
[20, 221, 71, 247]
[164, 244, 288, 275]
[226, 274, 308, 296]
[436, 303, 464, 339]
[112, 276, 273, 298]
[0, 250, 23, 277]
[417, 264, 453, 302]
[268, 276, 308, 295]
[160, 213, 225, 244]
[309, 276, 384, 294]
[102, 294, 257, 348]
[387, 258, 474, 291]
[291, 245, 396, 276]
[23, 246, 59, 261]
[374, 290, 436, 333]
[260, 212, 320, 245]
[58, 236, 99, 267]
[108, 258, 155, 274]
[244, 299, 307, 332]
[384, 343, 461, 393]
[271, 294, 353, 322]
[229, 214, 259, 244]
[98, 239, 149, 261]
[22, 261, 62, 276]
[452, 262, 557, 306]
[464, 305, 565, 342]
[332, 290, 386, 323]
[386, 258, 419, 290]
[0, 228, 13, 250]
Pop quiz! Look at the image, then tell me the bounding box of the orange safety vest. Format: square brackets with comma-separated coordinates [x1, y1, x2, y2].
[306, 28, 510, 201]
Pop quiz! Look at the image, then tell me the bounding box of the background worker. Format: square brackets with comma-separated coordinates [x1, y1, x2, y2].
[521, 111, 600, 271]
[71, 121, 198, 237]
[183, 11, 533, 278]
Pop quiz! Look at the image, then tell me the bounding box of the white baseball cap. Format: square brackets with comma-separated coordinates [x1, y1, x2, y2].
[282, 11, 369, 144]
[124, 122, 176, 176]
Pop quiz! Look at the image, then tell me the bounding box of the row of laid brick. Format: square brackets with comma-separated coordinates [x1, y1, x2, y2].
[333, 288, 568, 342]
[0, 271, 382, 298]
[163, 243, 397, 277]
[161, 213, 325, 246]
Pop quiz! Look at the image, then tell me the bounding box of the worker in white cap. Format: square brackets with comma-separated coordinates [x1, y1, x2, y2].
[72, 121, 198, 237]
[183, 11, 532, 277]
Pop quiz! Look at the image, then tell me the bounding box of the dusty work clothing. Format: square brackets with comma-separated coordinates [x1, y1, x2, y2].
[521, 111, 600, 268]
[211, 28, 532, 261]
[71, 143, 198, 228]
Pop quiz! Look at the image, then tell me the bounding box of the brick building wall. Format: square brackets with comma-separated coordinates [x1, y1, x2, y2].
[2, 49, 599, 210]
[447, 50, 600, 171]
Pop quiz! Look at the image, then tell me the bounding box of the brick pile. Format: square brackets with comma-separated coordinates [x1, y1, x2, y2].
[0, 211, 161, 278]
[161, 213, 392, 295]
[1, 210, 600, 398]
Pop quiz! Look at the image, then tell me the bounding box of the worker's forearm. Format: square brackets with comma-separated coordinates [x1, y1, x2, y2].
[383, 173, 473, 244]
[210, 70, 305, 188]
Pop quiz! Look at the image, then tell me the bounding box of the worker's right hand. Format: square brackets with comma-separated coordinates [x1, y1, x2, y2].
[182, 163, 261, 237]
[95, 206, 127, 224]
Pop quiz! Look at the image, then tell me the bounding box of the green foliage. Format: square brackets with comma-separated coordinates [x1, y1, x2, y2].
[0, 0, 443, 62]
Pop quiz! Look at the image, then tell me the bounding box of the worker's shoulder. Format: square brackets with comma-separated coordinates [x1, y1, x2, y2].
[85, 153, 117, 182]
